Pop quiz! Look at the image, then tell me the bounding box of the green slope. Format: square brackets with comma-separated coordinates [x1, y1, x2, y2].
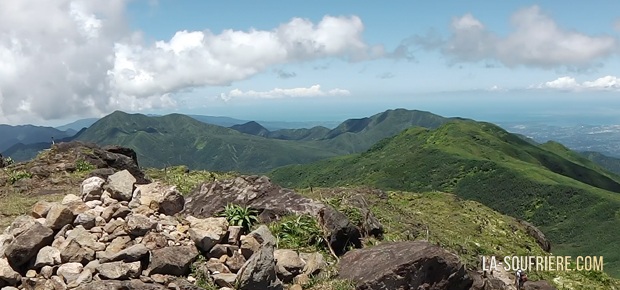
[269, 120, 620, 277]
[76, 111, 337, 173]
[581, 151, 620, 175]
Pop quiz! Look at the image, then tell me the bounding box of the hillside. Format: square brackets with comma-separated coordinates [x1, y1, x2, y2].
[74, 111, 337, 173]
[269, 120, 620, 278]
[0, 124, 71, 152]
[581, 151, 620, 175]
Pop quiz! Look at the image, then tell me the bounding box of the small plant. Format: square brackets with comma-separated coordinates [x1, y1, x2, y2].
[269, 214, 326, 252]
[218, 204, 259, 233]
[190, 255, 219, 290]
[8, 170, 32, 184]
[75, 159, 96, 172]
[3, 157, 14, 165]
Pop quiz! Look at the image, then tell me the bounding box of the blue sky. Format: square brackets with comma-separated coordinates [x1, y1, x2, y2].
[1, 0, 620, 125]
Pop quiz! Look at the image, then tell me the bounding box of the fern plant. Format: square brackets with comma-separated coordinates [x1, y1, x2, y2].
[269, 214, 326, 252]
[218, 204, 259, 233]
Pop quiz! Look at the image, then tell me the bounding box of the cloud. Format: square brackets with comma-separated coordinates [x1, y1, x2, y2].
[218, 85, 350, 101]
[273, 69, 297, 79]
[534, 76, 620, 91]
[0, 2, 398, 124]
[377, 72, 395, 79]
[615, 19, 620, 33]
[414, 6, 619, 69]
[487, 85, 507, 92]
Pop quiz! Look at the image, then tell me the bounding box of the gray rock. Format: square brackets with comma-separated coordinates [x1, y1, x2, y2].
[338, 241, 472, 290]
[101, 204, 120, 222]
[225, 251, 246, 273]
[34, 246, 61, 268]
[73, 280, 167, 290]
[274, 249, 305, 283]
[96, 261, 141, 280]
[0, 234, 12, 259]
[100, 244, 148, 263]
[318, 206, 361, 256]
[300, 252, 326, 276]
[74, 213, 96, 230]
[0, 258, 21, 286]
[519, 220, 551, 252]
[60, 239, 95, 264]
[31, 201, 53, 219]
[68, 268, 93, 288]
[140, 232, 167, 250]
[45, 204, 74, 230]
[208, 244, 239, 259]
[186, 216, 228, 253]
[160, 188, 184, 216]
[213, 273, 237, 288]
[57, 262, 83, 285]
[4, 222, 54, 267]
[62, 194, 82, 205]
[104, 170, 136, 201]
[112, 206, 131, 219]
[227, 226, 243, 245]
[132, 182, 184, 215]
[237, 239, 283, 290]
[126, 214, 155, 236]
[40, 266, 54, 279]
[81, 177, 106, 202]
[205, 258, 232, 274]
[146, 245, 199, 276]
[9, 215, 37, 237]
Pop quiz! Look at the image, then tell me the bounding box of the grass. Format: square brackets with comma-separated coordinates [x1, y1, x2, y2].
[218, 204, 259, 233]
[269, 214, 328, 254]
[269, 120, 620, 278]
[144, 166, 237, 194]
[0, 190, 64, 228]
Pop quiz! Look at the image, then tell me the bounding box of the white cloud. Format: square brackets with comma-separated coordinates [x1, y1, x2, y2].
[615, 19, 620, 33]
[417, 6, 619, 69]
[218, 85, 350, 101]
[0, 1, 391, 124]
[534, 76, 620, 91]
[487, 85, 507, 92]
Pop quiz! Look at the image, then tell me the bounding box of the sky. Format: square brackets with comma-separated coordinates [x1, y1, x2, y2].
[1, 0, 620, 126]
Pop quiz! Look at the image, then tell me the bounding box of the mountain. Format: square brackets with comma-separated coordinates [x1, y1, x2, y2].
[269, 120, 620, 277]
[581, 151, 620, 175]
[3, 128, 87, 161]
[229, 121, 271, 137]
[55, 118, 99, 132]
[74, 111, 338, 173]
[0, 124, 71, 152]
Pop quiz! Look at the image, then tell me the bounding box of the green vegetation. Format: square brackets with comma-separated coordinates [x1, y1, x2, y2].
[218, 204, 259, 233]
[75, 159, 96, 172]
[190, 255, 219, 290]
[3, 156, 14, 165]
[297, 187, 620, 289]
[144, 166, 236, 194]
[581, 151, 620, 175]
[270, 120, 620, 278]
[269, 214, 327, 254]
[5, 170, 32, 185]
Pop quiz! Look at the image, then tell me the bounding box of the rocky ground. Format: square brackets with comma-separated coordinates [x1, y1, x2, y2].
[0, 142, 563, 290]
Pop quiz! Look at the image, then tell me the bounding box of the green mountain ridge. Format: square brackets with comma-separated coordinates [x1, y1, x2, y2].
[581, 151, 620, 175]
[269, 120, 620, 278]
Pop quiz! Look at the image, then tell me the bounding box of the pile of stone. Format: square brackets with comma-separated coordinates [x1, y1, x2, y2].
[0, 170, 325, 290]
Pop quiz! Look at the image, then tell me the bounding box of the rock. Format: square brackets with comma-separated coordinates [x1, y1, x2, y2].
[29, 166, 51, 178]
[66, 201, 90, 216]
[69, 268, 93, 288]
[518, 220, 551, 252]
[227, 226, 243, 245]
[274, 249, 305, 282]
[101, 204, 120, 222]
[290, 285, 303, 290]
[146, 245, 199, 276]
[40, 266, 53, 279]
[240, 235, 260, 260]
[100, 244, 148, 263]
[132, 183, 184, 215]
[103, 236, 132, 257]
[225, 251, 246, 273]
[186, 217, 228, 253]
[0, 234, 12, 259]
[0, 258, 21, 286]
[62, 194, 81, 205]
[96, 261, 141, 280]
[112, 206, 131, 219]
[338, 241, 472, 290]
[31, 201, 53, 219]
[73, 280, 167, 290]
[25, 270, 36, 278]
[85, 200, 102, 209]
[523, 280, 558, 290]
[57, 263, 83, 285]
[4, 222, 54, 267]
[74, 214, 96, 230]
[347, 194, 384, 238]
[104, 170, 136, 201]
[236, 237, 282, 290]
[213, 273, 237, 288]
[8, 215, 37, 237]
[293, 274, 309, 286]
[208, 244, 239, 259]
[60, 239, 95, 264]
[183, 176, 361, 256]
[81, 177, 106, 202]
[206, 259, 232, 274]
[87, 168, 115, 181]
[126, 214, 155, 236]
[34, 246, 61, 268]
[45, 204, 74, 230]
[299, 252, 326, 276]
[141, 232, 167, 250]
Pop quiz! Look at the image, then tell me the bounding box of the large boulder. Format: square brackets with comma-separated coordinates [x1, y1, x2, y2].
[518, 220, 551, 252]
[81, 176, 106, 202]
[145, 245, 199, 276]
[274, 249, 305, 283]
[4, 222, 54, 267]
[44, 204, 75, 230]
[96, 261, 141, 280]
[104, 170, 137, 201]
[0, 258, 21, 286]
[183, 175, 361, 255]
[338, 241, 473, 290]
[131, 182, 184, 215]
[347, 194, 384, 238]
[187, 216, 228, 253]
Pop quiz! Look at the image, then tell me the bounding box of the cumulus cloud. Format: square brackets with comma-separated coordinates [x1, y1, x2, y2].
[0, 1, 395, 124]
[415, 6, 619, 69]
[487, 85, 507, 92]
[218, 85, 350, 101]
[534, 76, 620, 91]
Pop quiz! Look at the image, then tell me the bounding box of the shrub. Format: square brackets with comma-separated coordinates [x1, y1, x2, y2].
[3, 157, 14, 165]
[75, 159, 96, 172]
[269, 214, 326, 252]
[9, 171, 32, 184]
[218, 204, 259, 233]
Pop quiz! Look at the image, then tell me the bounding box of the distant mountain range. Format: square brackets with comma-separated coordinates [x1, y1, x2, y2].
[268, 120, 620, 277]
[0, 125, 72, 152]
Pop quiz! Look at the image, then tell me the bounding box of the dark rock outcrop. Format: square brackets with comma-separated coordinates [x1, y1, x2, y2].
[183, 175, 361, 255]
[518, 220, 551, 252]
[4, 222, 54, 268]
[346, 194, 384, 238]
[338, 241, 473, 290]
